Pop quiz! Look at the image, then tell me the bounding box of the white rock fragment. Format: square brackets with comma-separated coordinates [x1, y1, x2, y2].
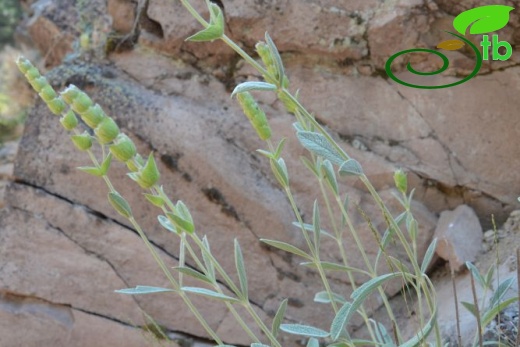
[434, 205, 483, 272]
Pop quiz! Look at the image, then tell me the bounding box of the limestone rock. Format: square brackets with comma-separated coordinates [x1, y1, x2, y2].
[434, 205, 483, 271]
[7, 0, 520, 345]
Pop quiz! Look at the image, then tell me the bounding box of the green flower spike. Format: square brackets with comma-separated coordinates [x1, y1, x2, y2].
[94, 116, 120, 144]
[236, 91, 271, 141]
[110, 133, 137, 162]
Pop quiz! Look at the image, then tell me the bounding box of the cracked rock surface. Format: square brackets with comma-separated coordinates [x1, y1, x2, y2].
[1, 0, 518, 345]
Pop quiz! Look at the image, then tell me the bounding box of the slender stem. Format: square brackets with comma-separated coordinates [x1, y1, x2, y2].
[317, 178, 377, 341]
[189, 233, 281, 347]
[284, 186, 338, 313]
[182, 237, 261, 343]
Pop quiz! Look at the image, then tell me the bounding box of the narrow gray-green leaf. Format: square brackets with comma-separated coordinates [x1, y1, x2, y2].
[201, 236, 215, 281]
[466, 262, 486, 289]
[321, 159, 339, 195]
[144, 193, 165, 207]
[421, 238, 437, 273]
[256, 149, 274, 159]
[108, 191, 133, 218]
[251, 344, 270, 347]
[272, 298, 288, 337]
[186, 25, 223, 42]
[371, 320, 395, 346]
[158, 215, 177, 233]
[265, 32, 285, 86]
[274, 138, 287, 159]
[330, 301, 352, 341]
[270, 158, 289, 187]
[314, 291, 346, 304]
[181, 287, 239, 303]
[99, 152, 113, 176]
[351, 273, 402, 301]
[234, 239, 248, 300]
[115, 285, 174, 295]
[482, 296, 518, 328]
[488, 277, 514, 309]
[231, 82, 277, 97]
[280, 324, 330, 338]
[307, 338, 319, 347]
[460, 301, 477, 318]
[166, 211, 194, 233]
[297, 131, 344, 165]
[260, 239, 312, 260]
[399, 304, 437, 347]
[312, 200, 321, 253]
[338, 159, 363, 177]
[292, 222, 334, 239]
[77, 166, 102, 177]
[174, 267, 213, 285]
[300, 262, 371, 277]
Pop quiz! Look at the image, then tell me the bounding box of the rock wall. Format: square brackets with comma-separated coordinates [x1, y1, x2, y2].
[1, 0, 519, 346]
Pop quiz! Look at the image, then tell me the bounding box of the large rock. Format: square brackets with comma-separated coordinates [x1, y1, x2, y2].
[4, 0, 519, 345]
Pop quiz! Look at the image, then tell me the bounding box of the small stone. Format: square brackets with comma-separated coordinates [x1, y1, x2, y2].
[434, 205, 483, 272]
[483, 229, 496, 242]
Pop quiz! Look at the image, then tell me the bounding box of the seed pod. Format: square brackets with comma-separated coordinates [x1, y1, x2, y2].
[109, 133, 136, 162]
[60, 110, 78, 130]
[70, 131, 93, 151]
[60, 85, 80, 104]
[95, 116, 120, 144]
[47, 98, 66, 115]
[71, 91, 94, 114]
[29, 76, 48, 93]
[39, 85, 58, 103]
[236, 92, 271, 140]
[81, 104, 106, 128]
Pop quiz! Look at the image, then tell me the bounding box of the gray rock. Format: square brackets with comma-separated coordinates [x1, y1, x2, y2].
[434, 205, 483, 271]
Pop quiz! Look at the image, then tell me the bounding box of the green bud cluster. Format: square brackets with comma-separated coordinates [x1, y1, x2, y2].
[236, 92, 271, 141]
[16, 57, 66, 115]
[60, 85, 108, 129]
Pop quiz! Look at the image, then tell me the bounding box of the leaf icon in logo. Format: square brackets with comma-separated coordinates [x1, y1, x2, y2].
[453, 5, 514, 35]
[437, 39, 465, 51]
